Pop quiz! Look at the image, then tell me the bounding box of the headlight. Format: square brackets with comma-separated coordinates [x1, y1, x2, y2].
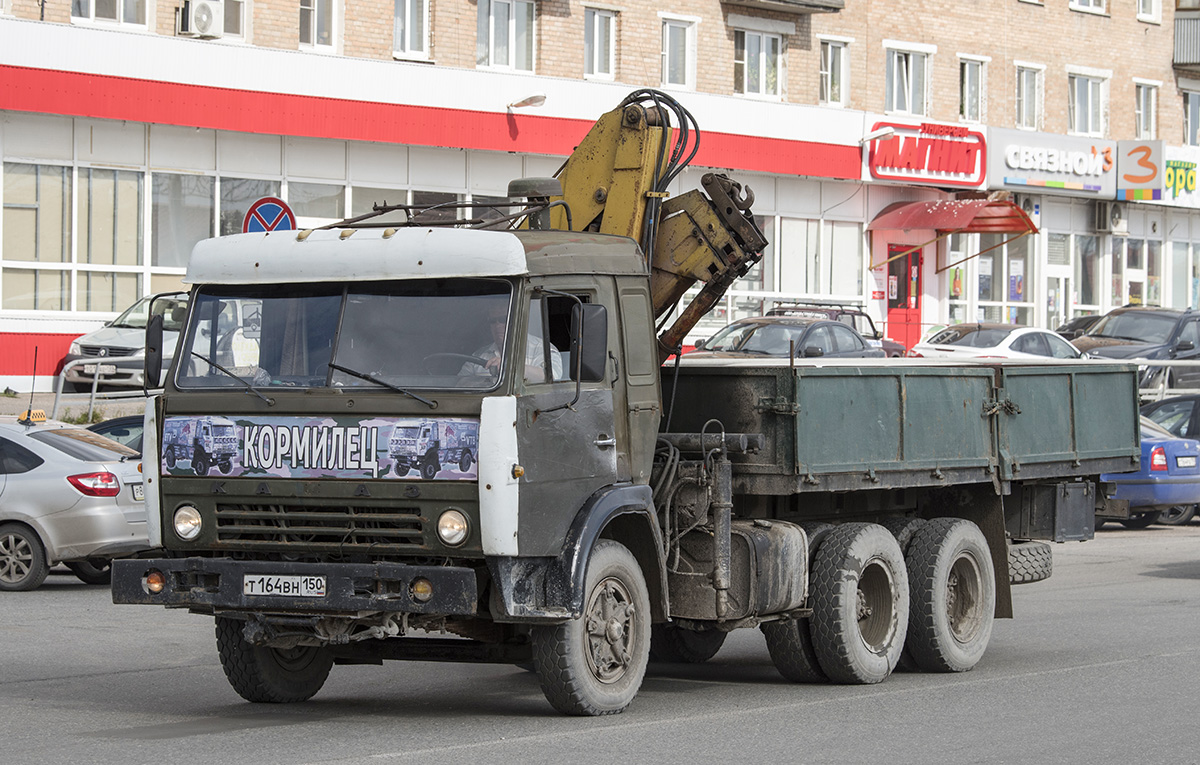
[130, 347, 145, 358]
[173, 505, 202, 540]
[437, 508, 469, 546]
[69, 341, 81, 355]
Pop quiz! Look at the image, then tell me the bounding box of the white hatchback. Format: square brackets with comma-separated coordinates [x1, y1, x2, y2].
[908, 323, 1084, 360]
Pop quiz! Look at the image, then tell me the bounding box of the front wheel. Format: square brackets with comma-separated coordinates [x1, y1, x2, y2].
[808, 523, 909, 684]
[1120, 511, 1161, 529]
[458, 450, 474, 473]
[905, 519, 996, 673]
[218, 460, 233, 475]
[164, 447, 177, 469]
[215, 617, 333, 703]
[193, 449, 210, 477]
[1158, 505, 1196, 526]
[66, 558, 112, 585]
[532, 540, 651, 715]
[420, 459, 439, 480]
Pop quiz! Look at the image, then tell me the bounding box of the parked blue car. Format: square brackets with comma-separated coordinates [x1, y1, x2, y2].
[1100, 416, 1200, 529]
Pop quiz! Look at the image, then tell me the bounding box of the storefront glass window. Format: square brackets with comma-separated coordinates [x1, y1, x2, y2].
[1147, 240, 1162, 305]
[1172, 242, 1189, 310]
[2, 163, 71, 265]
[2, 268, 68, 311]
[78, 270, 141, 313]
[779, 217, 819, 293]
[219, 178, 281, 236]
[1074, 234, 1100, 307]
[77, 168, 142, 267]
[151, 173, 214, 269]
[825, 220, 862, 296]
[290, 181, 345, 221]
[1110, 238, 1123, 306]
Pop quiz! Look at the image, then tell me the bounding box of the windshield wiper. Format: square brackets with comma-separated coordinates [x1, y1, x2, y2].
[327, 362, 437, 408]
[190, 351, 274, 406]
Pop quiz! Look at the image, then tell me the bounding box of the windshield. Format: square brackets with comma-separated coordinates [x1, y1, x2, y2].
[927, 326, 1014, 348]
[110, 294, 188, 332]
[705, 321, 809, 355]
[1089, 312, 1176, 344]
[29, 428, 139, 461]
[175, 279, 513, 391]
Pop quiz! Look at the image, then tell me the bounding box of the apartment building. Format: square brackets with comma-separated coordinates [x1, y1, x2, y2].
[0, 0, 1196, 386]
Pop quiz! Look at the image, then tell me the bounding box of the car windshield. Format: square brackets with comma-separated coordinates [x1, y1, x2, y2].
[1140, 416, 1175, 440]
[29, 428, 139, 461]
[705, 321, 809, 355]
[109, 294, 188, 332]
[927, 325, 1014, 348]
[1089, 312, 1177, 344]
[175, 279, 514, 391]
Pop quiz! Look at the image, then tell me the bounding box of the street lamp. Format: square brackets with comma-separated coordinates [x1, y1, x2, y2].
[507, 93, 547, 111]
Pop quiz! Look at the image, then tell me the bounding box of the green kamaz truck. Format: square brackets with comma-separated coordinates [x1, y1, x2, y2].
[113, 91, 1138, 716]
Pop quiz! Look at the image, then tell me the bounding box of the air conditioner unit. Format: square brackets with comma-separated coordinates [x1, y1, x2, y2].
[1094, 201, 1128, 235]
[178, 0, 223, 39]
[1015, 193, 1040, 228]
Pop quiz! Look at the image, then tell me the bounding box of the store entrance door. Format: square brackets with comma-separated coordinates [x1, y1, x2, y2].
[886, 243, 923, 349]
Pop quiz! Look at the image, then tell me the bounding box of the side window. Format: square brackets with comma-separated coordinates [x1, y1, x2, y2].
[525, 294, 579, 384]
[1011, 334, 1037, 355]
[1178, 319, 1200, 348]
[1046, 334, 1080, 359]
[0, 437, 44, 474]
[830, 324, 865, 353]
[1146, 400, 1195, 437]
[805, 325, 835, 355]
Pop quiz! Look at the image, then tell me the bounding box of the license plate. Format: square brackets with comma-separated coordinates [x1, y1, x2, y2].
[1178, 456, 1197, 468]
[83, 363, 117, 375]
[132, 483, 144, 501]
[243, 575, 326, 597]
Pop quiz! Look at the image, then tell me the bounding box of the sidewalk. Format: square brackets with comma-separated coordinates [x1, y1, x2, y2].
[0, 390, 147, 420]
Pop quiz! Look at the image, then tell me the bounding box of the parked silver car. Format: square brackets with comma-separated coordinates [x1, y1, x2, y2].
[0, 415, 147, 591]
[61, 293, 187, 392]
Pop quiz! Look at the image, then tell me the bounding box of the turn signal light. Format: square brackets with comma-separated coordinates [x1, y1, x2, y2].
[144, 569, 166, 594]
[411, 578, 433, 603]
[1151, 446, 1168, 472]
[68, 472, 121, 497]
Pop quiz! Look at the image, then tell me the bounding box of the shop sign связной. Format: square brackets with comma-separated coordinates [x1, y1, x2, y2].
[987, 127, 1116, 198]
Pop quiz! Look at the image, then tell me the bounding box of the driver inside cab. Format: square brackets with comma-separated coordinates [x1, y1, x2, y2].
[460, 304, 563, 383]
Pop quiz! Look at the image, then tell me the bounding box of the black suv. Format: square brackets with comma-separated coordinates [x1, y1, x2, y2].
[767, 302, 905, 357]
[1072, 306, 1200, 387]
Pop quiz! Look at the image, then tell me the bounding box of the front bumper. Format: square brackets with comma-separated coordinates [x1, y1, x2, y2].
[63, 353, 145, 387]
[111, 557, 478, 615]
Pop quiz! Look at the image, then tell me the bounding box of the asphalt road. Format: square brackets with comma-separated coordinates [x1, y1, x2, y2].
[3, 524, 1199, 765]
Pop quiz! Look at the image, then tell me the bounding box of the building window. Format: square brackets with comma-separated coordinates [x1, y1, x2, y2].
[778, 218, 863, 298]
[219, 178, 281, 236]
[1135, 83, 1157, 139]
[1068, 73, 1105, 136]
[224, 0, 244, 37]
[1069, 0, 1105, 11]
[959, 58, 985, 122]
[734, 30, 781, 98]
[1074, 234, 1101, 309]
[393, 0, 428, 58]
[2, 163, 72, 311]
[1186, 91, 1200, 146]
[661, 17, 696, 89]
[71, 0, 146, 25]
[885, 48, 928, 115]
[288, 182, 345, 224]
[820, 40, 846, 106]
[300, 0, 334, 47]
[1016, 66, 1042, 129]
[151, 174, 214, 270]
[584, 8, 615, 79]
[477, 0, 535, 71]
[1137, 0, 1159, 22]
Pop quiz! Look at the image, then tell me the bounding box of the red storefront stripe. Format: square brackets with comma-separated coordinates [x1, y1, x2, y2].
[0, 333, 78, 375]
[0, 65, 861, 180]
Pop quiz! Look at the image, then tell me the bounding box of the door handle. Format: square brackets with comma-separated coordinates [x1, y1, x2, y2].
[593, 435, 616, 449]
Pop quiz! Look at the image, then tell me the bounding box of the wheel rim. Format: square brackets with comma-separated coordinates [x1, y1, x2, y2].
[946, 552, 985, 643]
[584, 575, 638, 684]
[855, 558, 896, 652]
[269, 645, 323, 672]
[0, 532, 33, 584]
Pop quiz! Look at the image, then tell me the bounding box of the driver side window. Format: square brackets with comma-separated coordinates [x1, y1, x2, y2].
[524, 295, 572, 384]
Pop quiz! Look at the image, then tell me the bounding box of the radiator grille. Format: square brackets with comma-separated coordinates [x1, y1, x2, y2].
[215, 503, 425, 556]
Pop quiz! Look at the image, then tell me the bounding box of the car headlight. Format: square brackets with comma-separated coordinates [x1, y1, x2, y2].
[69, 341, 81, 355]
[437, 508, 469, 546]
[130, 347, 145, 358]
[173, 505, 202, 540]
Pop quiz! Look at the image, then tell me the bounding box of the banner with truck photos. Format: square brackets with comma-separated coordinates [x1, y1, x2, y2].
[159, 415, 481, 481]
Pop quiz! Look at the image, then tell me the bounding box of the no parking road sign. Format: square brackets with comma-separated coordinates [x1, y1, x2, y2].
[243, 197, 296, 233]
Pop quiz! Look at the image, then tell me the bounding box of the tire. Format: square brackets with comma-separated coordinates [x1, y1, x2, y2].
[215, 616, 333, 703]
[193, 449, 210, 477]
[808, 523, 909, 684]
[67, 381, 94, 393]
[882, 516, 928, 673]
[458, 450, 473, 473]
[905, 519, 996, 673]
[420, 459, 439, 480]
[1120, 511, 1161, 529]
[393, 460, 405, 476]
[1158, 505, 1196, 526]
[218, 460, 232, 475]
[164, 447, 177, 469]
[650, 623, 726, 663]
[66, 558, 112, 585]
[761, 521, 834, 684]
[1008, 541, 1053, 585]
[532, 540, 651, 715]
[0, 523, 49, 592]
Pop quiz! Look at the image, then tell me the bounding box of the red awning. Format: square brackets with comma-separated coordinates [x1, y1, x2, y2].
[867, 199, 1038, 235]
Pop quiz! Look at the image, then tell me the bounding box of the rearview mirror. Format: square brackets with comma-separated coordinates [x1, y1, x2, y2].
[802, 346, 825, 358]
[570, 303, 608, 382]
[1177, 340, 1195, 352]
[145, 313, 164, 391]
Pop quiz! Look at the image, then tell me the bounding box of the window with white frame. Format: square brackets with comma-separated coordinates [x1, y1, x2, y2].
[735, 30, 782, 97]
[224, 0, 245, 37]
[820, 39, 847, 106]
[1070, 0, 1105, 12]
[1067, 72, 1106, 136]
[1137, 0, 1159, 22]
[477, 0, 535, 71]
[584, 7, 615, 79]
[661, 16, 697, 89]
[1186, 91, 1200, 146]
[71, 0, 147, 25]
[885, 47, 929, 115]
[300, 0, 334, 48]
[393, 0, 428, 58]
[0, 0, 11, 15]
[1135, 82, 1158, 139]
[959, 57, 985, 122]
[1016, 65, 1042, 129]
